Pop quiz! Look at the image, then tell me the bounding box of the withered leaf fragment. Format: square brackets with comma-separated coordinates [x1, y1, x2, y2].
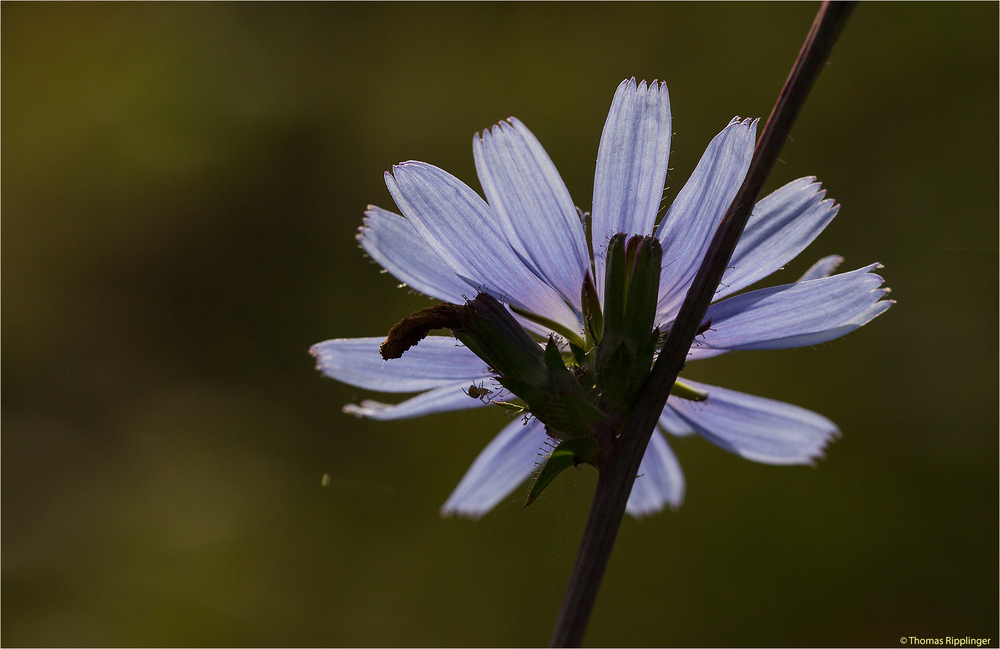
[379, 303, 462, 360]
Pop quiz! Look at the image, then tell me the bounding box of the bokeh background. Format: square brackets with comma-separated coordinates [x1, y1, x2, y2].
[3, 3, 997, 646]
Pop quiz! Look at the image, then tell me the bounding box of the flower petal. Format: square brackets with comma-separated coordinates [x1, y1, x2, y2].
[343, 380, 500, 420]
[667, 379, 839, 464]
[713, 177, 839, 301]
[655, 118, 757, 323]
[691, 263, 892, 356]
[658, 403, 696, 436]
[592, 79, 671, 297]
[310, 336, 490, 392]
[797, 254, 844, 282]
[625, 430, 685, 517]
[385, 161, 580, 333]
[357, 206, 471, 303]
[473, 118, 590, 309]
[440, 418, 550, 519]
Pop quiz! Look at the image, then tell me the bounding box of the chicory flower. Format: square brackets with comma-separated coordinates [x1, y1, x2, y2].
[311, 78, 891, 519]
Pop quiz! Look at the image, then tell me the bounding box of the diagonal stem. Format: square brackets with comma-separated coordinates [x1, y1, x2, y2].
[548, 3, 858, 646]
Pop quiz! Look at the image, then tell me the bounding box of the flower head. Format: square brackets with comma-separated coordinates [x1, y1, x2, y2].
[311, 78, 892, 519]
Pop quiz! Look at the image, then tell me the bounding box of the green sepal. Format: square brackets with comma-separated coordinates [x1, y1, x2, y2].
[624, 325, 659, 403]
[595, 338, 631, 409]
[622, 237, 662, 357]
[525, 436, 602, 508]
[581, 271, 603, 345]
[544, 337, 581, 396]
[599, 234, 628, 364]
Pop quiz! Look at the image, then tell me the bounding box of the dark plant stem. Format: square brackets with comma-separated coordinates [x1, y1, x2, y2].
[549, 3, 858, 646]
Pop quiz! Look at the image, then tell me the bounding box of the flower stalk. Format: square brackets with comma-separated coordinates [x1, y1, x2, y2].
[548, 2, 859, 646]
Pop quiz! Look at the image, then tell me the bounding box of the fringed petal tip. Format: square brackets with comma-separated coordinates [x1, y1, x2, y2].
[388, 161, 418, 172]
[384, 162, 422, 184]
[726, 116, 760, 131]
[612, 78, 670, 108]
[806, 426, 843, 466]
[357, 209, 376, 238]
[308, 343, 328, 372]
[865, 265, 895, 312]
[475, 117, 518, 141]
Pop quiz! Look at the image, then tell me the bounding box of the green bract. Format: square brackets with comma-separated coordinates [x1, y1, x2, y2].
[525, 437, 603, 508]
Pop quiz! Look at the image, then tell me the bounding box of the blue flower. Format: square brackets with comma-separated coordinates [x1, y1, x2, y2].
[311, 79, 892, 519]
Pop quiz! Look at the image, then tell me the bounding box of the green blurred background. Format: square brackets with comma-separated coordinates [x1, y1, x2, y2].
[3, 2, 997, 646]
